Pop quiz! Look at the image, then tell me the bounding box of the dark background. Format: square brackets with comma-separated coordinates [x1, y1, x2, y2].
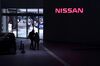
[44, 0, 100, 44]
[0, 1, 100, 66]
[1, 0, 43, 8]
[1, 0, 100, 44]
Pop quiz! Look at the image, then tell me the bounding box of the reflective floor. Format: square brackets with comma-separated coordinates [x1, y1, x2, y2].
[0, 39, 64, 66]
[46, 43, 100, 66]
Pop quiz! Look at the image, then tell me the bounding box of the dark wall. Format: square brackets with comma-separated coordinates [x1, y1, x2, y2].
[0, 0, 1, 32]
[44, 0, 100, 43]
[1, 0, 43, 8]
[1, 0, 100, 43]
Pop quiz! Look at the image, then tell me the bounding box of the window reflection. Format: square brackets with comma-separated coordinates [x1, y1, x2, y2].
[2, 8, 43, 39]
[27, 9, 38, 13]
[2, 8, 43, 14]
[7, 8, 17, 13]
[17, 9, 26, 13]
[2, 9, 7, 13]
[39, 8, 43, 14]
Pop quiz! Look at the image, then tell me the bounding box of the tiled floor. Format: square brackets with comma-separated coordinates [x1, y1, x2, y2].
[46, 43, 100, 66]
[0, 39, 64, 66]
[1, 38, 99, 66]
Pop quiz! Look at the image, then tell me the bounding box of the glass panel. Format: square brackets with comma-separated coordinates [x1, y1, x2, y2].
[39, 8, 43, 14]
[2, 8, 43, 39]
[27, 9, 38, 14]
[8, 16, 12, 33]
[34, 16, 39, 33]
[28, 16, 33, 35]
[18, 16, 27, 37]
[39, 16, 43, 39]
[7, 8, 17, 13]
[8, 16, 17, 37]
[2, 16, 7, 32]
[2, 9, 7, 13]
[17, 9, 26, 13]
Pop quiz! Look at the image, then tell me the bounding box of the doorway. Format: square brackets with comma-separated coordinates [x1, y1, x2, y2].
[2, 8, 43, 40]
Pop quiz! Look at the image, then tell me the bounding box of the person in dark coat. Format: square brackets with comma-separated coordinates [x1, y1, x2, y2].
[28, 29, 35, 49]
[34, 32, 40, 50]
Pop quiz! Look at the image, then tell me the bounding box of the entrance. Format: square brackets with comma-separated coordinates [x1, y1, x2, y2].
[2, 8, 43, 40]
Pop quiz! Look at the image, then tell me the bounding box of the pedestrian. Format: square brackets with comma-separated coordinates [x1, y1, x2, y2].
[34, 32, 40, 50]
[28, 29, 35, 50]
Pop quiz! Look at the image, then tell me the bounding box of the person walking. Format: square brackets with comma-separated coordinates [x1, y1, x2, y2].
[28, 29, 35, 50]
[34, 32, 40, 50]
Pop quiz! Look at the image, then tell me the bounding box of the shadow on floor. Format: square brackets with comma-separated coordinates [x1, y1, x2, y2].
[0, 38, 64, 66]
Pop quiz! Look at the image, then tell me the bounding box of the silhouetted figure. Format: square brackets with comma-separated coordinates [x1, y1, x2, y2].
[28, 29, 35, 50]
[34, 32, 40, 50]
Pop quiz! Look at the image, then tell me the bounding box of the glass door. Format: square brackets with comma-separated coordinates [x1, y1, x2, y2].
[2, 8, 43, 39]
[27, 16, 34, 35]
[27, 16, 39, 35]
[8, 16, 17, 37]
[17, 16, 27, 37]
[27, 16, 44, 40]
[39, 16, 43, 40]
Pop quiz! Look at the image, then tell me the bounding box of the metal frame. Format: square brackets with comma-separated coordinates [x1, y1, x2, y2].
[2, 8, 43, 39]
